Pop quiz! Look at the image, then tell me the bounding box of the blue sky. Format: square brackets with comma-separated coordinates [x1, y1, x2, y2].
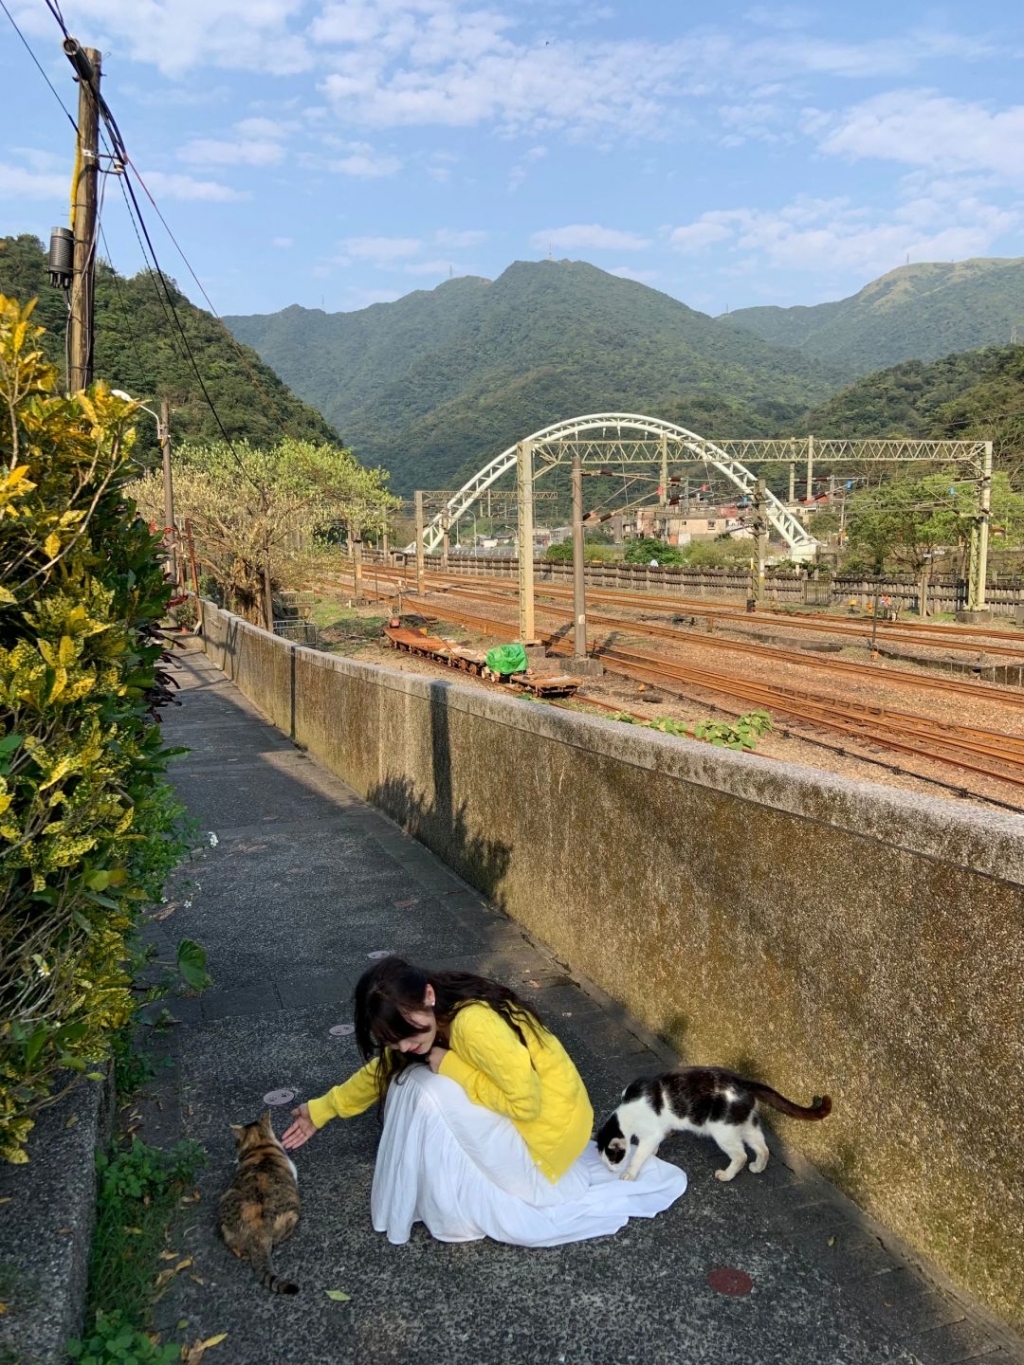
[2, 0, 1023, 319]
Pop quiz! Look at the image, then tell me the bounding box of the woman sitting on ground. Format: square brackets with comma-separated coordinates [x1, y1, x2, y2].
[281, 956, 686, 1246]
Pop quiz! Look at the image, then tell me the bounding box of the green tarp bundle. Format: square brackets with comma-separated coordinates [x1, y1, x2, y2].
[485, 643, 528, 675]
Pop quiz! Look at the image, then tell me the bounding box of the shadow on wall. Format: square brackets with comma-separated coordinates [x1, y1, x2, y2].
[368, 681, 513, 906]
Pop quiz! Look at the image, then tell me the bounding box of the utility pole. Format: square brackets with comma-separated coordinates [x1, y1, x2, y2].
[260, 509, 274, 633]
[351, 533, 363, 602]
[66, 43, 101, 392]
[159, 398, 178, 587]
[571, 451, 587, 659]
[414, 490, 425, 595]
[516, 439, 536, 643]
[754, 479, 767, 605]
[184, 518, 202, 632]
[968, 441, 994, 612]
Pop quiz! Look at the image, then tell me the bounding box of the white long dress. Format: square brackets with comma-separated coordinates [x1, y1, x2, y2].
[370, 1067, 688, 1247]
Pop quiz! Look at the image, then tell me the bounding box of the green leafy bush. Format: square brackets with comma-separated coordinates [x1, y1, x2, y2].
[68, 1310, 181, 1365]
[623, 537, 684, 566]
[608, 707, 773, 752]
[692, 710, 773, 751]
[0, 296, 194, 1162]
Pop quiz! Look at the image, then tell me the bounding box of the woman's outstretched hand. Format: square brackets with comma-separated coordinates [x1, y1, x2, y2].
[427, 1046, 448, 1073]
[282, 1103, 316, 1150]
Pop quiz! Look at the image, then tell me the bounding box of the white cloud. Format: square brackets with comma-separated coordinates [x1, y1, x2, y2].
[0, 162, 67, 200]
[342, 235, 422, 262]
[530, 224, 651, 252]
[329, 152, 401, 177]
[138, 171, 247, 202]
[670, 220, 734, 253]
[31, 0, 314, 75]
[179, 116, 292, 167]
[434, 229, 486, 248]
[180, 137, 285, 167]
[744, 6, 814, 30]
[811, 90, 1024, 181]
[272, 236, 294, 247]
[668, 194, 1020, 279]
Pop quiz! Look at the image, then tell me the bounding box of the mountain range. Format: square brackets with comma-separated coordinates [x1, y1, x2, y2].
[6, 230, 1021, 490]
[722, 258, 1024, 377]
[227, 256, 1024, 492]
[226, 260, 843, 492]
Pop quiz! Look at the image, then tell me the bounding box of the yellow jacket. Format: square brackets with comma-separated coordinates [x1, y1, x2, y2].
[306, 1002, 593, 1183]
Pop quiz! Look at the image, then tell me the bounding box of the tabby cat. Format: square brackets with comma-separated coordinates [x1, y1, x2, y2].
[596, 1067, 832, 1183]
[218, 1110, 301, 1294]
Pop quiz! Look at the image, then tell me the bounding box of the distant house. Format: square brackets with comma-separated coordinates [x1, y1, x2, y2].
[634, 504, 753, 544]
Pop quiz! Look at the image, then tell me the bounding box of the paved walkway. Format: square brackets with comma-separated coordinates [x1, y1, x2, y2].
[141, 644, 1022, 1365]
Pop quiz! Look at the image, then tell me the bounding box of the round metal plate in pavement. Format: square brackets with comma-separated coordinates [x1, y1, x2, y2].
[707, 1267, 753, 1296]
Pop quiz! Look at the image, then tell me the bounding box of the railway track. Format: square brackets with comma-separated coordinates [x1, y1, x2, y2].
[350, 562, 1024, 660]
[373, 594, 1024, 796]
[339, 566, 1024, 712]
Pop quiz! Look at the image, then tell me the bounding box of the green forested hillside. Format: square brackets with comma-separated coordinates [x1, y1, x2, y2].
[226, 259, 843, 491]
[0, 234, 339, 460]
[723, 258, 1024, 378]
[795, 344, 1024, 468]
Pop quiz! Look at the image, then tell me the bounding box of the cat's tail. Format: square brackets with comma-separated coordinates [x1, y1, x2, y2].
[250, 1242, 299, 1295]
[748, 1082, 832, 1121]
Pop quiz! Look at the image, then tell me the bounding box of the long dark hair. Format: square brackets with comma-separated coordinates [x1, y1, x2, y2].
[353, 956, 545, 1109]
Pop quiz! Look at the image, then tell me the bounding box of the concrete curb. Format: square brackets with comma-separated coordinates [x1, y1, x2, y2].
[0, 1071, 112, 1365]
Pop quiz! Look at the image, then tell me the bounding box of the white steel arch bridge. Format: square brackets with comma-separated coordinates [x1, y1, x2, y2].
[422, 412, 821, 562]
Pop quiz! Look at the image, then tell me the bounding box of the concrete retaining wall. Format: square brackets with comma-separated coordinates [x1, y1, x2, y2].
[201, 603, 1024, 1330]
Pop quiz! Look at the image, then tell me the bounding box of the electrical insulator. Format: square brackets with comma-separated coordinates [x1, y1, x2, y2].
[48, 227, 74, 289]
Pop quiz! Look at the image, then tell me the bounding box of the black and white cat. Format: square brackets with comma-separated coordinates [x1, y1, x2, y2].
[595, 1067, 832, 1182]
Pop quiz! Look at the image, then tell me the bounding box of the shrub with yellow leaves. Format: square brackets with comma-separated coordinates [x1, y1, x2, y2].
[0, 295, 191, 1162]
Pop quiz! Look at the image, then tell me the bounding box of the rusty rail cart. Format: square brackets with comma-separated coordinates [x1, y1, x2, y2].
[383, 624, 581, 699]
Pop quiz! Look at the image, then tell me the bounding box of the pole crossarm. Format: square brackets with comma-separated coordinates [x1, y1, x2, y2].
[422, 413, 821, 560]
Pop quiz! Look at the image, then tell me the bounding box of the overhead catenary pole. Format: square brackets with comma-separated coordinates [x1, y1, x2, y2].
[414, 490, 425, 595]
[571, 451, 587, 658]
[261, 512, 274, 632]
[184, 517, 202, 632]
[441, 508, 450, 570]
[351, 532, 363, 602]
[67, 44, 101, 392]
[516, 439, 536, 643]
[659, 434, 668, 506]
[970, 441, 994, 612]
[788, 461, 795, 506]
[159, 398, 178, 587]
[754, 478, 767, 605]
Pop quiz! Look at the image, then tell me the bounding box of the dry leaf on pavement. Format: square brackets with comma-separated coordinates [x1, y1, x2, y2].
[182, 1332, 228, 1363]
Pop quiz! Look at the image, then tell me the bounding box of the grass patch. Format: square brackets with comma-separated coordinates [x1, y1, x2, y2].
[67, 1138, 206, 1365]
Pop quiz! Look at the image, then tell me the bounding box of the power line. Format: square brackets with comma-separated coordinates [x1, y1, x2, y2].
[42, 0, 70, 38]
[114, 169, 260, 490]
[0, 0, 77, 130]
[126, 164, 299, 433]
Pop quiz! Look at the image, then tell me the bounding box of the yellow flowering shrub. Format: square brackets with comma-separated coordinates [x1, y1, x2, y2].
[0, 296, 186, 1162]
